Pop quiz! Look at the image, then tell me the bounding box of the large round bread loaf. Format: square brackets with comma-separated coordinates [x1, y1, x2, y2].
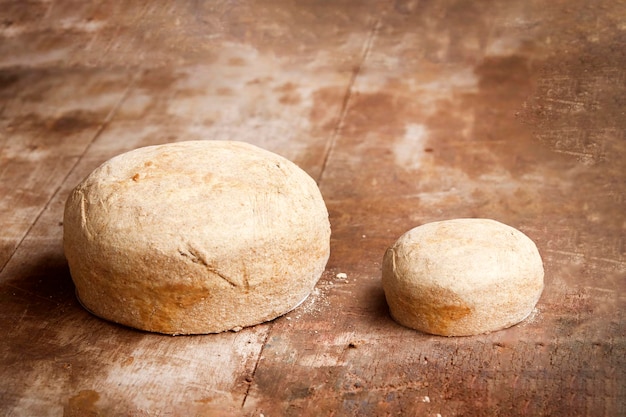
[382, 218, 544, 336]
[63, 140, 331, 334]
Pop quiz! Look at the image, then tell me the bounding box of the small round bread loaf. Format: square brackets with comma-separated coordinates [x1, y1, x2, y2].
[382, 218, 544, 336]
[64, 140, 330, 334]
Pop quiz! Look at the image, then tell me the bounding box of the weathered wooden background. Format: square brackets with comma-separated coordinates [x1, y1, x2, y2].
[1, 1, 624, 416]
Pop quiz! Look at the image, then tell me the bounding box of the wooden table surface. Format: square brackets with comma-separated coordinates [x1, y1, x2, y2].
[1, 1, 624, 416]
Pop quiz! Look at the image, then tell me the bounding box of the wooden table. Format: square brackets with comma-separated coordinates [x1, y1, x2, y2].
[1, 1, 624, 416]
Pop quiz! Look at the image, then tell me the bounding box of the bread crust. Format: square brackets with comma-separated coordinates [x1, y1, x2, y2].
[64, 141, 331, 334]
[382, 218, 544, 336]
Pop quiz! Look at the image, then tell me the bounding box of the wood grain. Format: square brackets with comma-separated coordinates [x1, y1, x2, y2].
[0, 68, 133, 269]
[1, 0, 624, 416]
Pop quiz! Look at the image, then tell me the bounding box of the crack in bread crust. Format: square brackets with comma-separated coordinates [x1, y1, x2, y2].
[178, 244, 238, 288]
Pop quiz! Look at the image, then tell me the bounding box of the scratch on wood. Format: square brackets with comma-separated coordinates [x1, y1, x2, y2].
[6, 283, 60, 305]
[546, 249, 625, 268]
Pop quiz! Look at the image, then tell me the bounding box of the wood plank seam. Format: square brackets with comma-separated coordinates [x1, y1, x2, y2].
[317, 16, 382, 185]
[240, 323, 274, 409]
[241, 15, 385, 410]
[0, 73, 138, 276]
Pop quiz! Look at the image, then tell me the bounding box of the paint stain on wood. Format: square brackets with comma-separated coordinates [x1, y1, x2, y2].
[0, 71, 20, 91]
[49, 111, 100, 134]
[63, 390, 101, 417]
